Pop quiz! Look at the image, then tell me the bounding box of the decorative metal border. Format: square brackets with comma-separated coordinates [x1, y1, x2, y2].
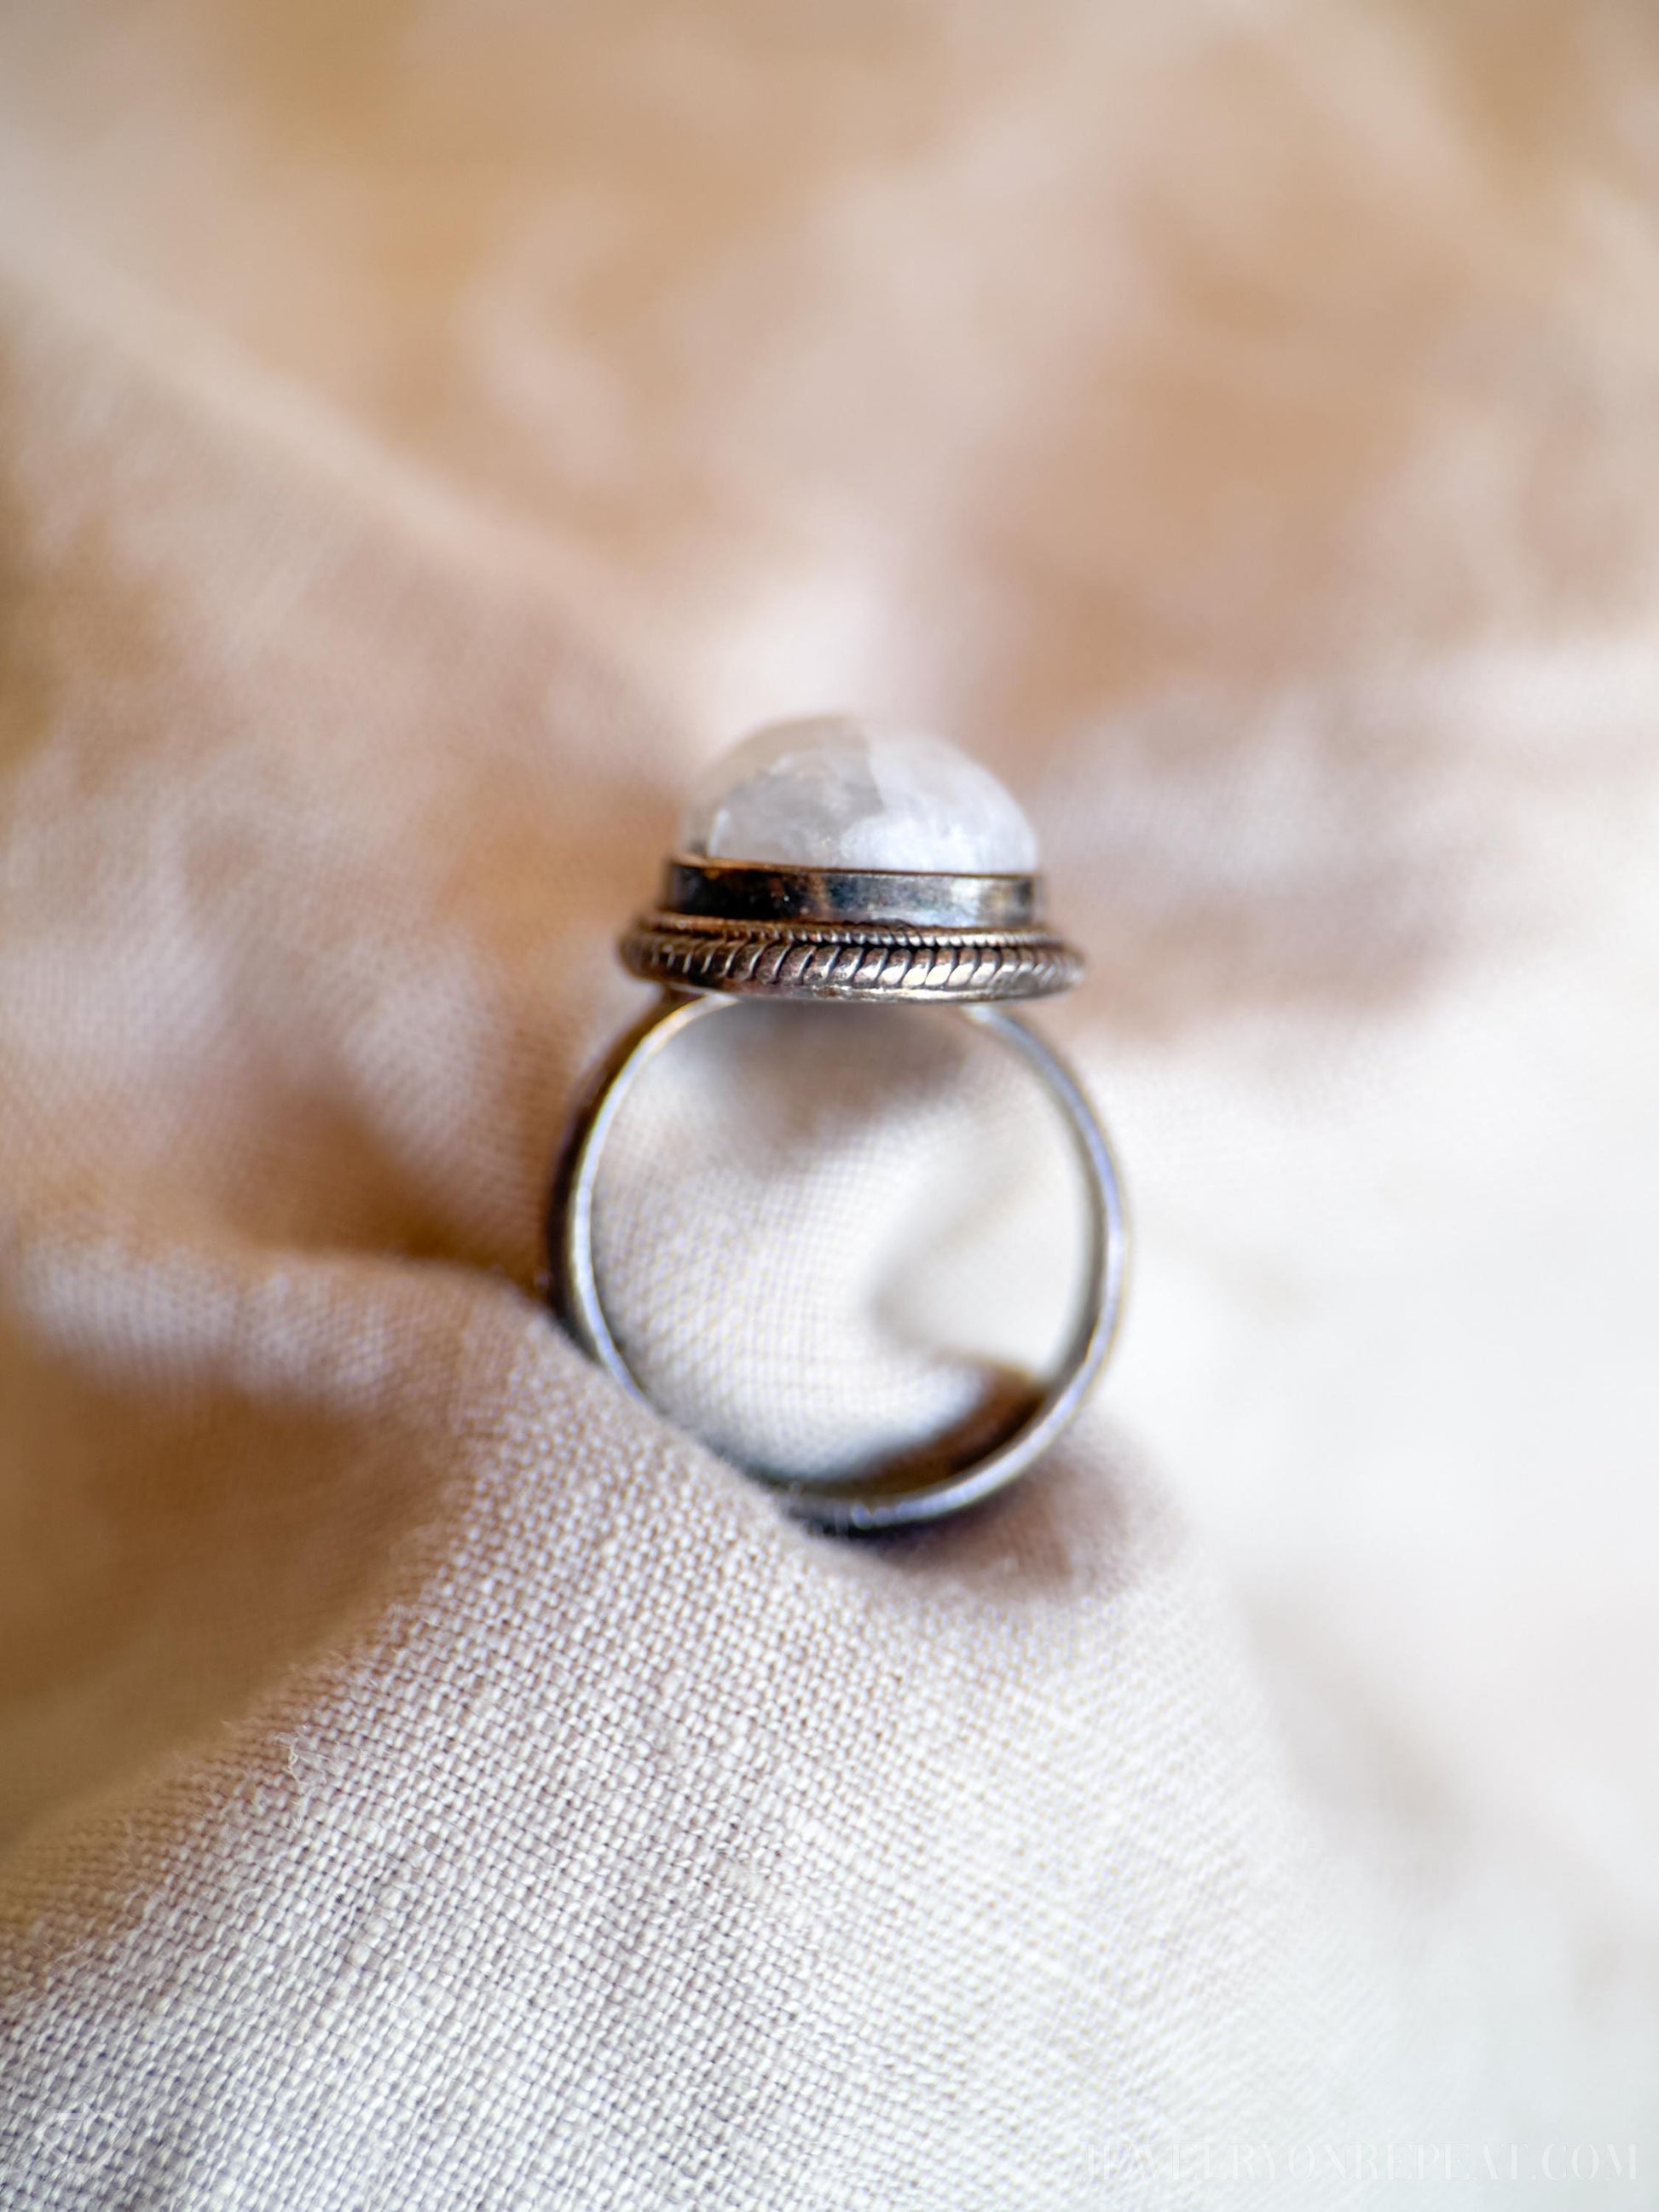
[622, 910, 1083, 1002]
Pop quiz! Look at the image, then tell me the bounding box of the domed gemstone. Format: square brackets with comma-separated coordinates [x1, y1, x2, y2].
[681, 715, 1039, 874]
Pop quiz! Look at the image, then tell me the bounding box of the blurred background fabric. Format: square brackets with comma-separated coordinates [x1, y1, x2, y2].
[2, 2, 1658, 2204]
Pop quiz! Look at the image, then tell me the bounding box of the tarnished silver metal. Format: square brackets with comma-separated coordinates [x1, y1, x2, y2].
[623, 857, 1081, 1004]
[546, 829, 1124, 1528]
[664, 858, 1041, 929]
[546, 992, 1127, 1533]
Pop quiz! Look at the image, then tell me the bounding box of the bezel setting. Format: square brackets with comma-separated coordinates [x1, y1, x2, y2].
[621, 857, 1084, 1003]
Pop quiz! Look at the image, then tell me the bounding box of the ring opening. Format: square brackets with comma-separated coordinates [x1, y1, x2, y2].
[552, 996, 1124, 1528]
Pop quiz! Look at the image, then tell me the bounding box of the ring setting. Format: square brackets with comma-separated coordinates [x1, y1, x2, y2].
[622, 858, 1081, 1003]
[546, 716, 1128, 1532]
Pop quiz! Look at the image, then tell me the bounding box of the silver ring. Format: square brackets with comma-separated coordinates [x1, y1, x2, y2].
[547, 984, 1127, 1531]
[544, 719, 1129, 1531]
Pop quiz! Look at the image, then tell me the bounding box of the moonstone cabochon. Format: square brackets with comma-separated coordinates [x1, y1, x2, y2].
[682, 716, 1040, 874]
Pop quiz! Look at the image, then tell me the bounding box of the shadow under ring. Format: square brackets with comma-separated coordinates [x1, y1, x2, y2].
[546, 988, 1128, 1533]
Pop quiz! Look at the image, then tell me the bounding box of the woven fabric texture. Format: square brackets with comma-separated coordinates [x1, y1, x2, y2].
[2, 4, 1658, 2206]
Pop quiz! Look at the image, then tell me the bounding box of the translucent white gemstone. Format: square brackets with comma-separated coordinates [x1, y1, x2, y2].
[682, 715, 1038, 873]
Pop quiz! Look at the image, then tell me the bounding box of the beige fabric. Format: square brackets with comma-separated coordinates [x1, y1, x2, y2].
[3, 3, 1659, 2203]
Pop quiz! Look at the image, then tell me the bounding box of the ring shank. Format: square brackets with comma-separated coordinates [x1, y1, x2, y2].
[546, 991, 1127, 1532]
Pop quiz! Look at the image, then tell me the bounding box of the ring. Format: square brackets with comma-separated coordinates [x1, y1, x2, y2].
[545, 716, 1129, 1532]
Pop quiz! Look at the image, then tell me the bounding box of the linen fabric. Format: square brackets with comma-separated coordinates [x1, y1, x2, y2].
[2, 4, 1658, 2206]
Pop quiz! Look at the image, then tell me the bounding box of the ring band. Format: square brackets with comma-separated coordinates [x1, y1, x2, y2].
[543, 719, 1130, 1532]
[546, 989, 1127, 1533]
